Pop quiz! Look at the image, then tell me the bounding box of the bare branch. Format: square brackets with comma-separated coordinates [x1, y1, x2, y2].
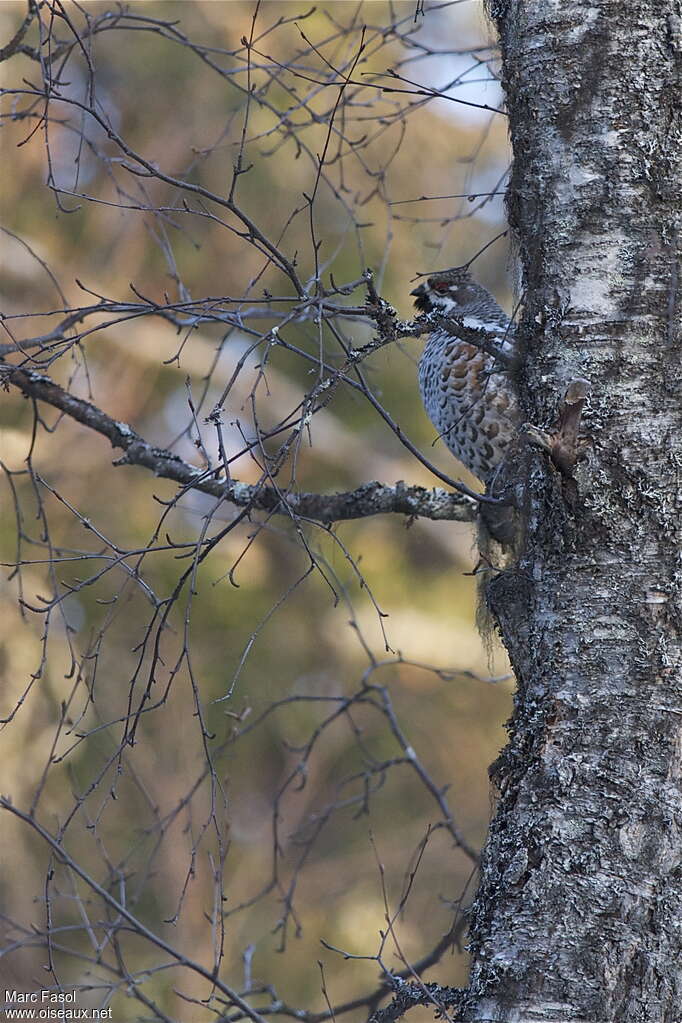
[4, 363, 477, 524]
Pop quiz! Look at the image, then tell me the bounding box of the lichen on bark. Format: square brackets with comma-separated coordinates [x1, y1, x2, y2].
[465, 2, 682, 1020]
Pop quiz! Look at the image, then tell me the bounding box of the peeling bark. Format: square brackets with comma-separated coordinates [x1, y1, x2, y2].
[464, 2, 682, 1021]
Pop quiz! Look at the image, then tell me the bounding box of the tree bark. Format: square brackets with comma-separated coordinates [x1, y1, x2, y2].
[465, 2, 682, 1021]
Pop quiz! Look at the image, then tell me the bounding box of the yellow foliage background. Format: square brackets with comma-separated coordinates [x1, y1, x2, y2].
[1, 2, 514, 1019]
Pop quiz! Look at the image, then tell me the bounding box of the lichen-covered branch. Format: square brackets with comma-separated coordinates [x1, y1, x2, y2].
[367, 982, 464, 1023]
[4, 364, 477, 525]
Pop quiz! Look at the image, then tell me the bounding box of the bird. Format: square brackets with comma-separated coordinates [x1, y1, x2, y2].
[411, 266, 519, 491]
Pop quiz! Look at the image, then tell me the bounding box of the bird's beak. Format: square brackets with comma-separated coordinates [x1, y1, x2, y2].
[410, 284, 427, 297]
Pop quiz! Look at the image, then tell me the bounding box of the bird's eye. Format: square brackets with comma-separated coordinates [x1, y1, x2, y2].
[433, 282, 450, 294]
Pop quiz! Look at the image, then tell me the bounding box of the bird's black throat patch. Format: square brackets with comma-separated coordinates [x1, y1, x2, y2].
[411, 285, 432, 313]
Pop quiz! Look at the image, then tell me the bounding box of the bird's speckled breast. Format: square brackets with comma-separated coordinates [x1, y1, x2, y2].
[418, 329, 517, 485]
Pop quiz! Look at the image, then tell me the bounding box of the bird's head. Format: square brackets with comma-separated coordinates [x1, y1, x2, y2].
[410, 267, 479, 314]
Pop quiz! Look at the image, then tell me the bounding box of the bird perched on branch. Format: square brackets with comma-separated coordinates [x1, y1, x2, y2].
[411, 266, 519, 544]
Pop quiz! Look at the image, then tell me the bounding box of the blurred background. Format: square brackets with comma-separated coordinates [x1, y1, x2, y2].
[0, 2, 514, 1019]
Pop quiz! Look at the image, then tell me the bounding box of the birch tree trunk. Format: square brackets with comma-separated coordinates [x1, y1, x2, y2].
[464, 2, 682, 1020]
